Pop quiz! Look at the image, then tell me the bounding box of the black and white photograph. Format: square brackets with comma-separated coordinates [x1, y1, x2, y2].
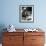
[19, 5, 34, 23]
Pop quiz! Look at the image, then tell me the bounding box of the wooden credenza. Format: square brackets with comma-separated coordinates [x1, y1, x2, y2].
[2, 31, 45, 46]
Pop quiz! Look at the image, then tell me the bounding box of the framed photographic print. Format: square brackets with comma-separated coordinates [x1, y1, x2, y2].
[19, 5, 34, 23]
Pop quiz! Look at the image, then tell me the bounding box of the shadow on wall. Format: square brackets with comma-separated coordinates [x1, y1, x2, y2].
[0, 24, 7, 43]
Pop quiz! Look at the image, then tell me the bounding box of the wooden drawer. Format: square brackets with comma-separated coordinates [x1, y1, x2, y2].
[3, 43, 23, 46]
[24, 32, 44, 36]
[32, 36, 45, 44]
[3, 35, 23, 44]
[31, 44, 44, 46]
[3, 32, 23, 36]
[24, 36, 32, 42]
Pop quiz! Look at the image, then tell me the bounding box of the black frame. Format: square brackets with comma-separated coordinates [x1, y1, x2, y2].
[19, 5, 34, 23]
